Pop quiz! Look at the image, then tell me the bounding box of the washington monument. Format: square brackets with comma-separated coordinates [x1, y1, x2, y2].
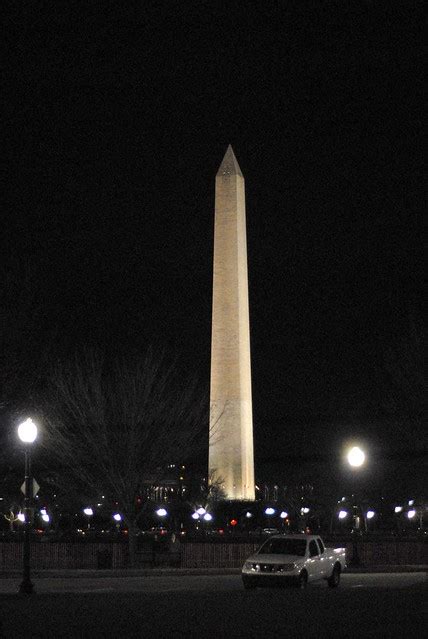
[208, 145, 255, 501]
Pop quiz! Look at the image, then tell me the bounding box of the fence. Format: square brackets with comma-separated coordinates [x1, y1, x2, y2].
[0, 540, 426, 571]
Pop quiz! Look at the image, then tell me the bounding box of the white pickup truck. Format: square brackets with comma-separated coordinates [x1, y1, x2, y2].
[242, 534, 346, 589]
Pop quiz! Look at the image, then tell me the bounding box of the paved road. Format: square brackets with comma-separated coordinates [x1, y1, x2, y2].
[0, 571, 425, 594]
[0, 573, 426, 638]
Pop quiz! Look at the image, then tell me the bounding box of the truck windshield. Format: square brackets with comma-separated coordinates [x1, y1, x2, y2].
[258, 538, 307, 556]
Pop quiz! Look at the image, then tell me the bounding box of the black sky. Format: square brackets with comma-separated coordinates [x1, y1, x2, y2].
[3, 1, 424, 489]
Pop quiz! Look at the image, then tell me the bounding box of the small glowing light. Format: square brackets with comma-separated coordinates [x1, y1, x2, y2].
[347, 446, 365, 467]
[83, 508, 94, 516]
[156, 508, 167, 517]
[196, 507, 206, 515]
[245, 511, 253, 518]
[17, 513, 25, 523]
[408, 500, 414, 506]
[191, 512, 200, 520]
[394, 506, 403, 513]
[338, 510, 348, 519]
[280, 511, 288, 519]
[40, 508, 47, 516]
[113, 513, 122, 522]
[17, 418, 38, 444]
[301, 507, 310, 514]
[203, 513, 213, 522]
[366, 510, 375, 520]
[407, 510, 416, 519]
[41, 513, 50, 523]
[265, 507, 275, 515]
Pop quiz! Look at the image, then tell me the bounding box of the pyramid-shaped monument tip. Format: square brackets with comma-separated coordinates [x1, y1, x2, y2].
[216, 145, 243, 178]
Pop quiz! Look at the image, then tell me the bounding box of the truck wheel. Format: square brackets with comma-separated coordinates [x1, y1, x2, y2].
[327, 565, 341, 588]
[243, 578, 256, 590]
[296, 571, 308, 589]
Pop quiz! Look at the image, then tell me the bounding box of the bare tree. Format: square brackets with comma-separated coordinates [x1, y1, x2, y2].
[40, 347, 209, 566]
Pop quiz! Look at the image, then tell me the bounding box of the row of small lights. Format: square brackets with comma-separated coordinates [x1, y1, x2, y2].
[12, 426, 421, 525]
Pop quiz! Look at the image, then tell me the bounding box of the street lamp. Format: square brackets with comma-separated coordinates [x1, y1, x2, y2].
[347, 446, 365, 467]
[83, 507, 94, 529]
[17, 418, 38, 595]
[346, 444, 367, 566]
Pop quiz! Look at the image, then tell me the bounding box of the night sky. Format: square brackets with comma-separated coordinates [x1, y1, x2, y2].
[3, 1, 424, 492]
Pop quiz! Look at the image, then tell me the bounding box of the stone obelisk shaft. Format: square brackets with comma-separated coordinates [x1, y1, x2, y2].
[209, 145, 255, 500]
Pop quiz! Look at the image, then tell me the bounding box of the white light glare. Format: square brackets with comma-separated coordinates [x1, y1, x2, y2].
[191, 512, 200, 520]
[156, 508, 167, 517]
[17, 512, 25, 523]
[347, 446, 365, 467]
[83, 508, 94, 516]
[408, 500, 414, 506]
[301, 507, 310, 515]
[338, 510, 348, 520]
[17, 418, 38, 444]
[196, 507, 206, 515]
[407, 510, 416, 519]
[366, 510, 375, 520]
[203, 513, 213, 522]
[41, 513, 50, 523]
[113, 513, 122, 522]
[280, 511, 288, 519]
[394, 506, 403, 513]
[245, 511, 253, 518]
[265, 507, 275, 515]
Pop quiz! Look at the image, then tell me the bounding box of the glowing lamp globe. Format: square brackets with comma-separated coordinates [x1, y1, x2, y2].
[17, 418, 38, 444]
[347, 446, 365, 467]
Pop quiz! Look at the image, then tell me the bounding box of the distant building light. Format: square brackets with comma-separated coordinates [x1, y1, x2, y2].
[338, 510, 348, 520]
[113, 513, 122, 522]
[280, 511, 288, 519]
[196, 507, 206, 515]
[245, 512, 253, 518]
[408, 500, 414, 506]
[407, 510, 416, 519]
[265, 507, 275, 515]
[41, 513, 50, 523]
[17, 513, 25, 523]
[366, 510, 375, 520]
[301, 507, 310, 514]
[83, 508, 94, 517]
[191, 513, 200, 520]
[203, 513, 213, 522]
[394, 506, 403, 513]
[156, 508, 167, 517]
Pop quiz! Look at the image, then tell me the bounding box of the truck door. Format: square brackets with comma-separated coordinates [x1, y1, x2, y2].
[308, 539, 323, 579]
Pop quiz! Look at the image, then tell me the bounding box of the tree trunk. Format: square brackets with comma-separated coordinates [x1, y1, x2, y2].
[127, 521, 139, 568]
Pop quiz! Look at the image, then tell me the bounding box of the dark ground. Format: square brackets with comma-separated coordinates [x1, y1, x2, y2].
[0, 573, 426, 638]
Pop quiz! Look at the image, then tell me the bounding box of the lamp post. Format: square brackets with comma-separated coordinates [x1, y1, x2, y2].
[17, 418, 38, 595]
[346, 445, 366, 567]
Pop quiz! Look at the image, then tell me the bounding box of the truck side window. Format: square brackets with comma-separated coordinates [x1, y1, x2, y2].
[317, 538, 325, 554]
[309, 540, 319, 557]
